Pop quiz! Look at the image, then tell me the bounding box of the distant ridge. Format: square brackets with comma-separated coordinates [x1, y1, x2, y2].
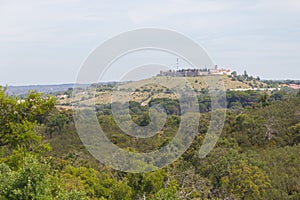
[4, 81, 123, 96]
[5, 84, 89, 96]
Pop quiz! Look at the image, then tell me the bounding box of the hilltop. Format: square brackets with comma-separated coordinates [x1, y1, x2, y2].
[57, 73, 268, 109]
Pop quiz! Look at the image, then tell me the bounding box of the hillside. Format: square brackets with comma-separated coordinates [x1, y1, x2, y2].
[57, 74, 267, 109]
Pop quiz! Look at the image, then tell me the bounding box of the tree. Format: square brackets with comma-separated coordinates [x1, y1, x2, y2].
[0, 155, 52, 199]
[221, 160, 270, 200]
[259, 93, 269, 107]
[126, 170, 167, 199]
[174, 168, 212, 199]
[243, 70, 248, 78]
[60, 164, 133, 199]
[46, 111, 68, 138]
[153, 180, 178, 200]
[0, 155, 86, 200]
[231, 71, 237, 77]
[0, 87, 55, 151]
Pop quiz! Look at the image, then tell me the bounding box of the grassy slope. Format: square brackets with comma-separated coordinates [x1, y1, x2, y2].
[57, 75, 265, 108]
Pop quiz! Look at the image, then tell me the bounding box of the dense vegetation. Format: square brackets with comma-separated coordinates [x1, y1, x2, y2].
[0, 86, 299, 199]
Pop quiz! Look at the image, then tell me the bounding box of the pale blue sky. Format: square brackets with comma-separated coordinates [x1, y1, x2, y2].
[0, 0, 300, 85]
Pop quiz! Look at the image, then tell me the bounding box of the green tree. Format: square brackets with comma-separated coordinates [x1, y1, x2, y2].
[221, 160, 270, 200]
[60, 165, 133, 199]
[259, 93, 269, 107]
[153, 180, 178, 200]
[0, 155, 85, 200]
[46, 111, 68, 138]
[0, 87, 55, 152]
[0, 156, 52, 199]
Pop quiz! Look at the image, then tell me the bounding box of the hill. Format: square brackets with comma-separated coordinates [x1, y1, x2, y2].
[57, 74, 268, 109]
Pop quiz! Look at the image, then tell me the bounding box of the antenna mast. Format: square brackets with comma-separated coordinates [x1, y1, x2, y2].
[176, 57, 179, 70]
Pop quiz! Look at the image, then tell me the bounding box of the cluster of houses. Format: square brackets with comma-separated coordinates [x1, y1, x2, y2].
[158, 65, 232, 77]
[280, 84, 300, 90]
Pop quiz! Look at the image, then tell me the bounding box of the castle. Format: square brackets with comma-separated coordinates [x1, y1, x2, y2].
[158, 65, 231, 77]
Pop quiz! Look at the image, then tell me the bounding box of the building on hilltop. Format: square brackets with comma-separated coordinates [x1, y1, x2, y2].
[158, 65, 232, 77]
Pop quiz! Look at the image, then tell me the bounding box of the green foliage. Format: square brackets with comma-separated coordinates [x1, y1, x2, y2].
[173, 167, 212, 199]
[1, 87, 300, 199]
[0, 87, 55, 152]
[220, 160, 270, 199]
[197, 138, 242, 188]
[252, 145, 300, 200]
[226, 90, 262, 108]
[153, 180, 178, 200]
[0, 155, 85, 200]
[126, 170, 166, 198]
[59, 165, 133, 199]
[0, 155, 51, 200]
[46, 110, 68, 138]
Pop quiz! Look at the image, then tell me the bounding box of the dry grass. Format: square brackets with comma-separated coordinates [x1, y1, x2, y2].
[57, 75, 264, 109]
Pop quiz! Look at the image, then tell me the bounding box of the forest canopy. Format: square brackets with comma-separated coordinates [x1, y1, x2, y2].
[0, 86, 299, 200]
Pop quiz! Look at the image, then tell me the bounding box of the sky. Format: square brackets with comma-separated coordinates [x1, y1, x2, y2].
[0, 0, 300, 85]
